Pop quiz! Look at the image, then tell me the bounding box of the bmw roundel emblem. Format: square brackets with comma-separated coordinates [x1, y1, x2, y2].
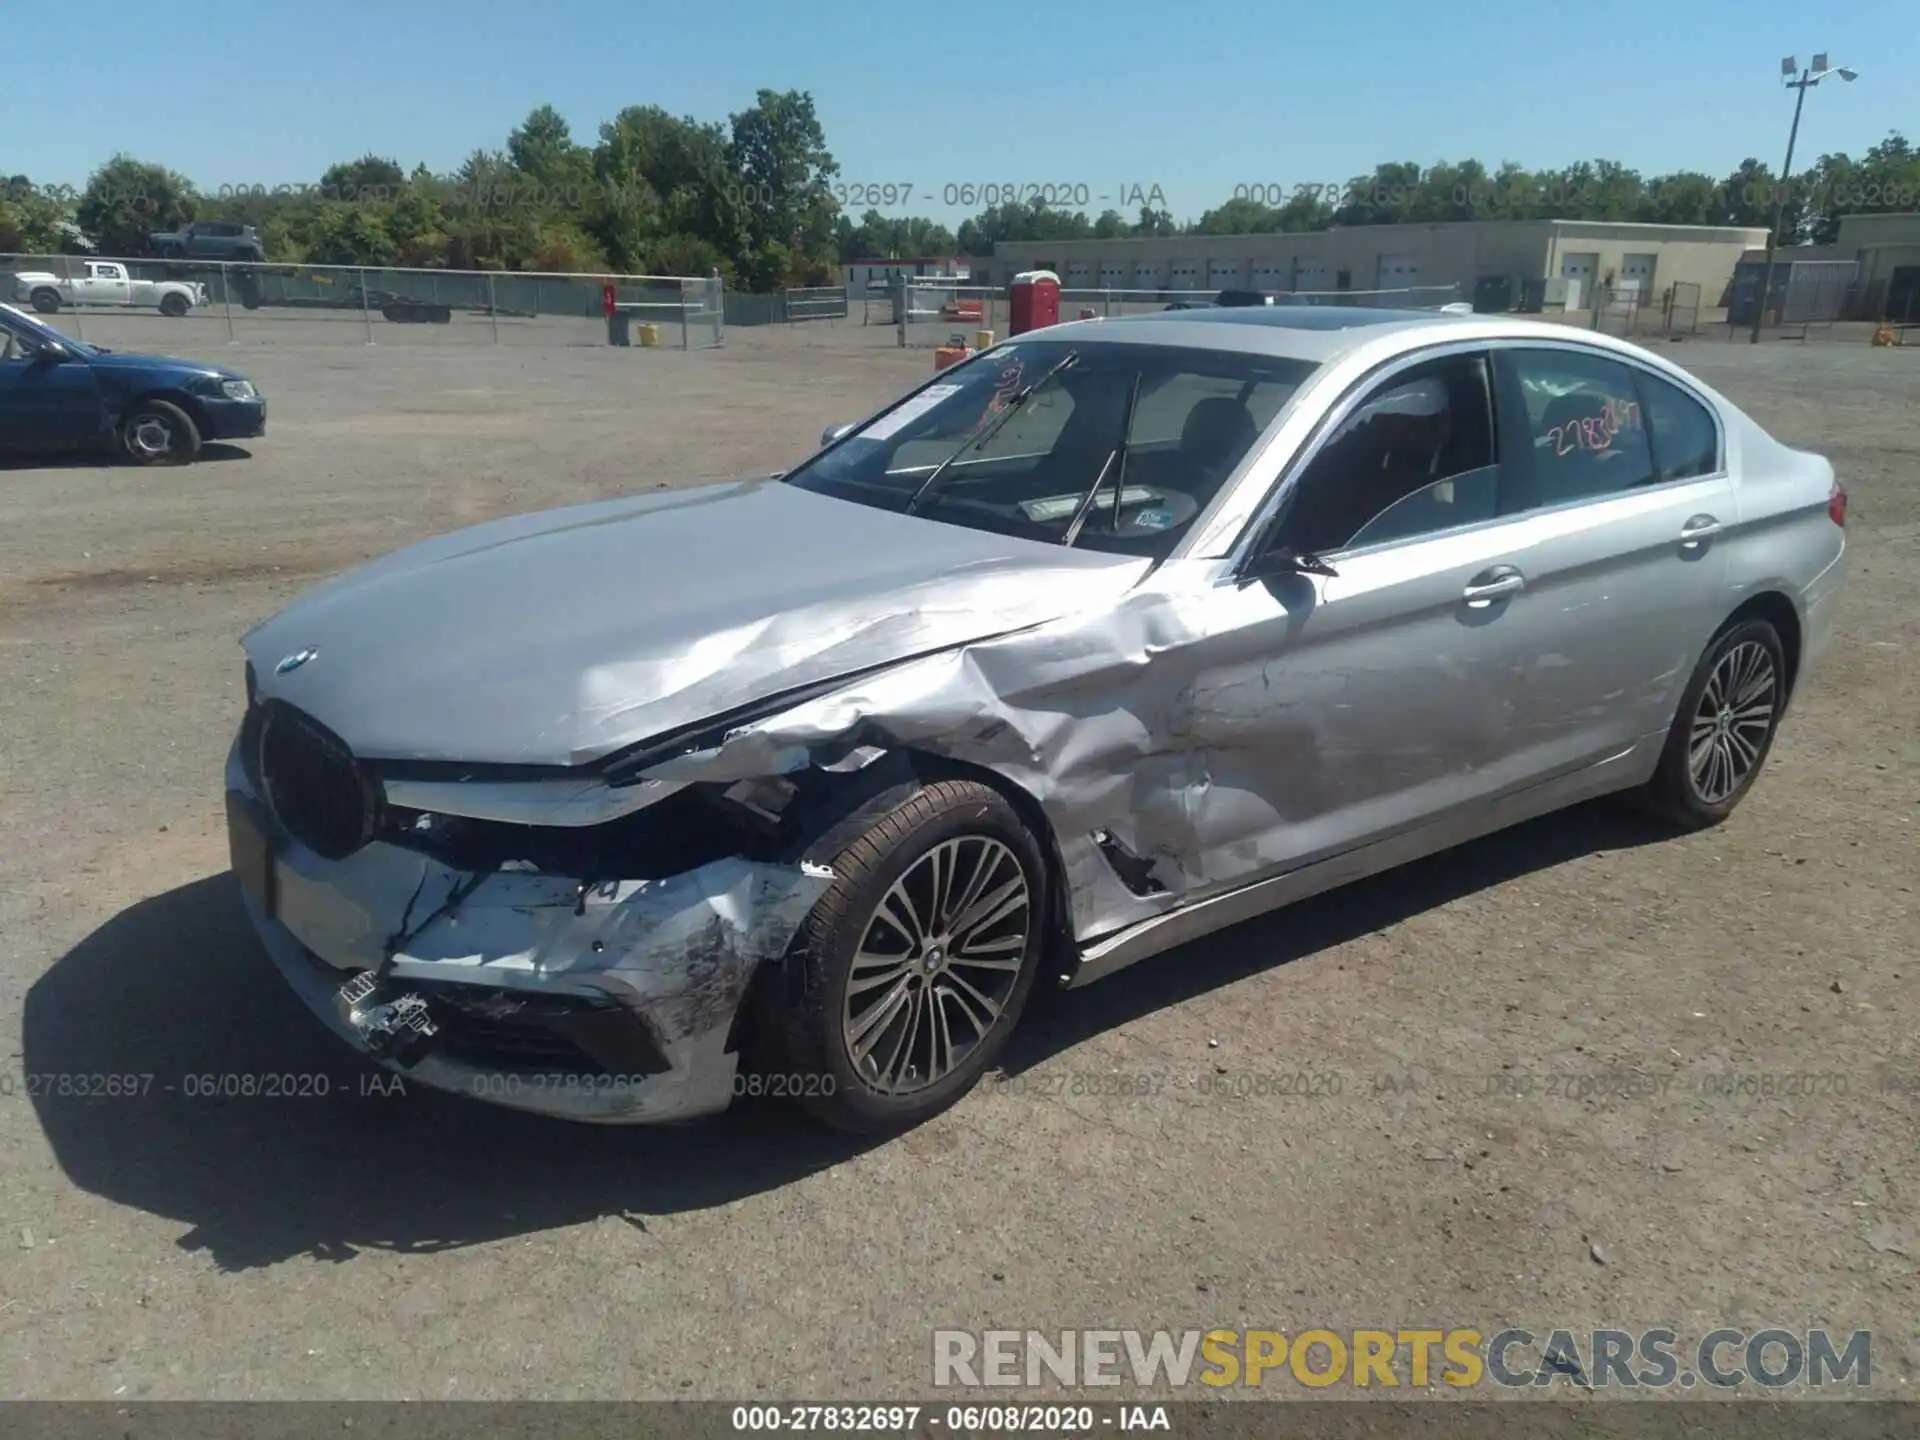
[275, 647, 319, 675]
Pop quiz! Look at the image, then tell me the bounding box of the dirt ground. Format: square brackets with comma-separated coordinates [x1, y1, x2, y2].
[0, 317, 1914, 1402]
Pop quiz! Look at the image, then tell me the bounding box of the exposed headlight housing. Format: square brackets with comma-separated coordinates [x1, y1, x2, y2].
[220, 379, 257, 400]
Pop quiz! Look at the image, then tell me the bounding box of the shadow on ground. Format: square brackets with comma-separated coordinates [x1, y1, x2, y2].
[23, 799, 1670, 1270]
[0, 443, 253, 470]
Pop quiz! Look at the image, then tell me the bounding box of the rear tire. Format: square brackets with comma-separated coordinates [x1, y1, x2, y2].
[30, 288, 61, 314]
[1638, 618, 1787, 829]
[159, 292, 189, 317]
[777, 779, 1048, 1134]
[120, 400, 202, 466]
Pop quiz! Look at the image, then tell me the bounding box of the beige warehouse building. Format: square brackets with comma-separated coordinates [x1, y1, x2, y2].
[983, 219, 1768, 311]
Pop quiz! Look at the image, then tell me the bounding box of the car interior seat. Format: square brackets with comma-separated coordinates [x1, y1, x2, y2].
[1177, 396, 1260, 487]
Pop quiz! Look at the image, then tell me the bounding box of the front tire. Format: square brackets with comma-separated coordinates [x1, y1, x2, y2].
[30, 288, 61, 314]
[1640, 618, 1787, 829]
[120, 400, 202, 466]
[778, 779, 1048, 1134]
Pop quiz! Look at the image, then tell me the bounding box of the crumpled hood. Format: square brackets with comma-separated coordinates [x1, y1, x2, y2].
[243, 477, 1149, 767]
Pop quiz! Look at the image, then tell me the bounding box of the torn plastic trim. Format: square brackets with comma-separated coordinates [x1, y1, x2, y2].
[358, 856, 836, 1049]
[1093, 828, 1170, 896]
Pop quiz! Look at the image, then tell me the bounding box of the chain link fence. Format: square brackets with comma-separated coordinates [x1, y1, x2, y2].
[1, 253, 723, 350]
[1588, 282, 1706, 340]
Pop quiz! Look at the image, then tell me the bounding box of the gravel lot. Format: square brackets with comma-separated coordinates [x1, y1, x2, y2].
[0, 318, 1914, 1401]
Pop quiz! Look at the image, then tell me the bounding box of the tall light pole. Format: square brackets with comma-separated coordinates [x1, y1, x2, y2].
[1749, 53, 1858, 342]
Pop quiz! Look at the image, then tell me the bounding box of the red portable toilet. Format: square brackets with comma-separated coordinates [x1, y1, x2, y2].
[1008, 269, 1061, 335]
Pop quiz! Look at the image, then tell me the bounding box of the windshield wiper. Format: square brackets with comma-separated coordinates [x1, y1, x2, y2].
[1062, 370, 1142, 547]
[903, 350, 1080, 516]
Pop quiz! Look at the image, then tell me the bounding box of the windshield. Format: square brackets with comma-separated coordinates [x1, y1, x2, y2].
[784, 340, 1317, 557]
[0, 304, 96, 356]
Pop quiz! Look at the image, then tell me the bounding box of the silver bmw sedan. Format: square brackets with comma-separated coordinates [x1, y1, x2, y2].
[225, 305, 1847, 1132]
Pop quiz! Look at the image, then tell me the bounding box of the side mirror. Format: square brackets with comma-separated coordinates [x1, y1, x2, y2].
[820, 421, 856, 447]
[32, 342, 70, 364]
[1243, 545, 1339, 584]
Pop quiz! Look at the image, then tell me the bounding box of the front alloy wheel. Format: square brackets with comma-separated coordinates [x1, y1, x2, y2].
[775, 778, 1047, 1133]
[841, 835, 1031, 1095]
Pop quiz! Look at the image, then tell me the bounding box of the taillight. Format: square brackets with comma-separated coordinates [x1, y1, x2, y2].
[1828, 482, 1847, 527]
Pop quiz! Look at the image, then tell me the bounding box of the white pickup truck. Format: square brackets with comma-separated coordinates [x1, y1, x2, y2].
[13, 261, 209, 317]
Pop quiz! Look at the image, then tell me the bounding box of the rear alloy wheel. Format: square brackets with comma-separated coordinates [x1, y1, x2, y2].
[778, 779, 1047, 1133]
[30, 288, 61, 314]
[159, 292, 189, 317]
[120, 400, 202, 466]
[1640, 618, 1786, 828]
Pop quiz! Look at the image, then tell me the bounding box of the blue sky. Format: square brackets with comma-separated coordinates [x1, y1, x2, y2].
[6, 0, 1911, 224]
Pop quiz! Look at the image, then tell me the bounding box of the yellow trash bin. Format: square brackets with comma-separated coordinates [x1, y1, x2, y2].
[975, 329, 996, 349]
[638, 323, 660, 347]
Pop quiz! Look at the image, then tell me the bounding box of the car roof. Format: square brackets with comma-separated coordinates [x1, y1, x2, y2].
[1032, 306, 1474, 363]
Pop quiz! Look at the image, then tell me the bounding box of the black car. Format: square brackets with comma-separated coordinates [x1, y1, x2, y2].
[148, 220, 267, 265]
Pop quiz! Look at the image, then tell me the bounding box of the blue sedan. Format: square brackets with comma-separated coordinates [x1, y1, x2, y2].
[0, 301, 266, 465]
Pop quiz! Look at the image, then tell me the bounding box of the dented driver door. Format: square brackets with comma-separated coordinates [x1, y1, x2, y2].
[1147, 513, 1539, 901]
[1129, 349, 1543, 902]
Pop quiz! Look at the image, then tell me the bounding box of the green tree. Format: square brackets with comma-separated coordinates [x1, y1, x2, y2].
[0, 177, 75, 253]
[507, 105, 588, 186]
[302, 204, 397, 266]
[726, 89, 839, 288]
[1193, 196, 1282, 235]
[319, 154, 407, 202]
[1800, 132, 1920, 243]
[1133, 205, 1179, 236]
[76, 155, 195, 254]
[1719, 159, 1779, 232]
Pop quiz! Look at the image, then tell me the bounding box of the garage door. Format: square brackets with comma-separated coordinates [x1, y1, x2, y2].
[1097, 262, 1126, 291]
[1208, 259, 1244, 289]
[1376, 252, 1419, 288]
[1619, 252, 1657, 301]
[1560, 252, 1598, 309]
[1294, 260, 1328, 294]
[1065, 261, 1094, 288]
[1169, 262, 1202, 294]
[1133, 261, 1161, 290]
[1249, 261, 1287, 295]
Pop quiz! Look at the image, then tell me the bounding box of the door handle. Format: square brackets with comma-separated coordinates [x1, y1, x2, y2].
[1462, 567, 1525, 606]
[1679, 514, 1723, 545]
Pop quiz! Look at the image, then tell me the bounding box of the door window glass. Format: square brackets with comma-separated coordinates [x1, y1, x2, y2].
[1501, 348, 1656, 507]
[1277, 353, 1499, 555]
[1637, 370, 1720, 482]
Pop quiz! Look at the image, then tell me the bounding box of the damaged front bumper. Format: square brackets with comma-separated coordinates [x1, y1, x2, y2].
[225, 741, 830, 1124]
